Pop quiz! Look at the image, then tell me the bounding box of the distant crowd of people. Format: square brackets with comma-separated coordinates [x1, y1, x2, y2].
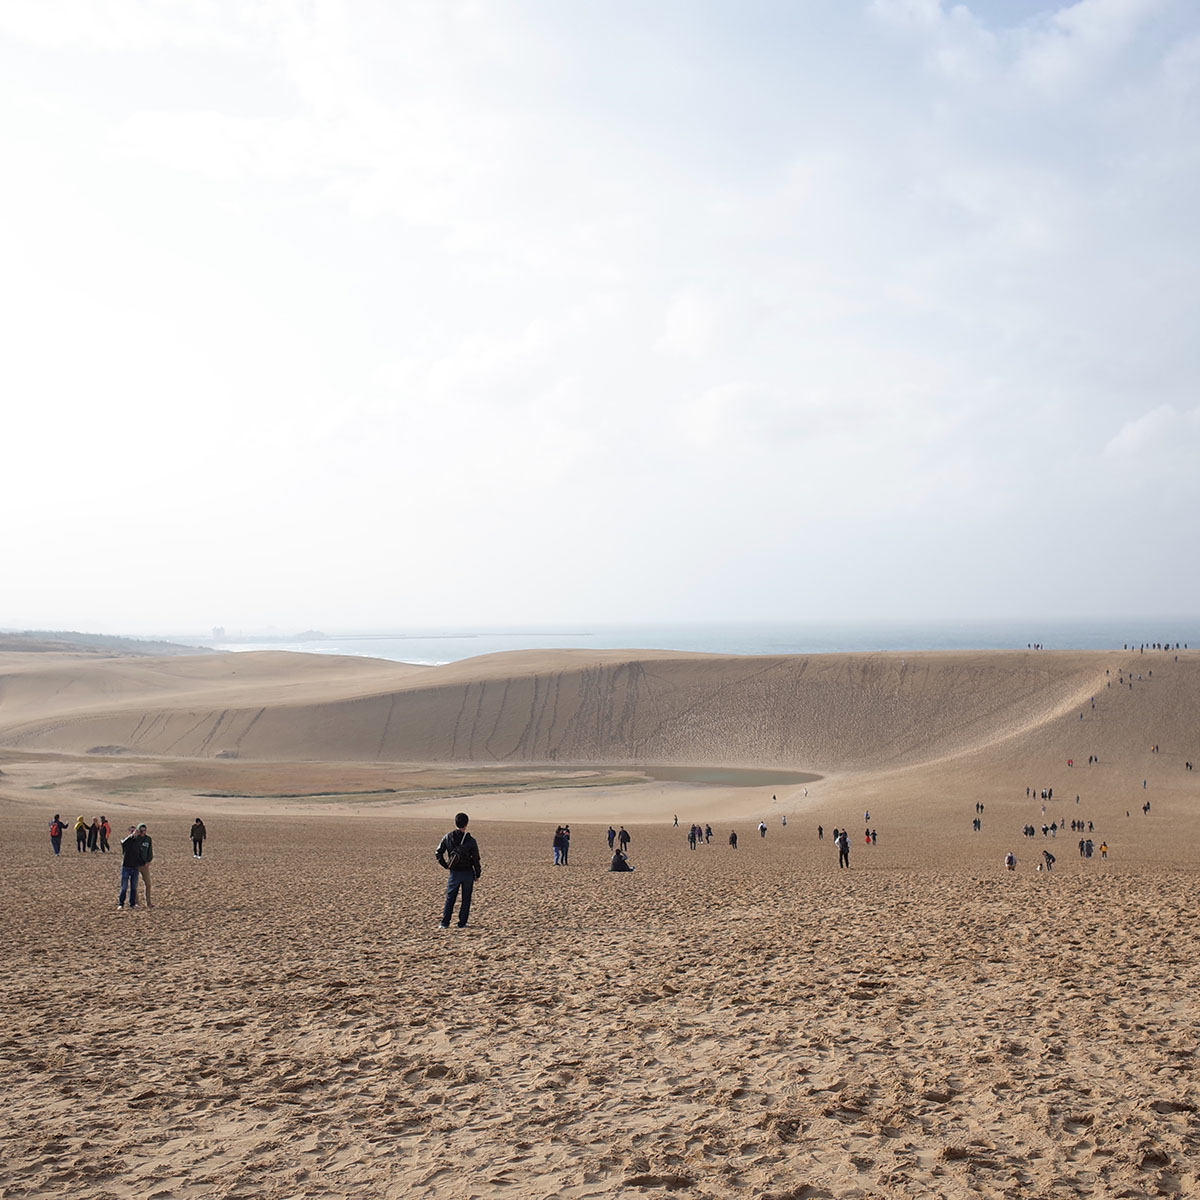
[48, 814, 206, 910]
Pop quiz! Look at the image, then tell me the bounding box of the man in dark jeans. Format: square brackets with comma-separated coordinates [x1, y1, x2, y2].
[435, 812, 482, 929]
[118, 825, 141, 909]
[837, 829, 851, 869]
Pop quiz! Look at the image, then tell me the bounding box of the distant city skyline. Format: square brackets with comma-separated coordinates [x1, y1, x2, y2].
[3, 1, 1198, 633]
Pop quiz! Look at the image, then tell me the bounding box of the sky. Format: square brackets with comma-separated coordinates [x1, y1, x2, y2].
[2, 0, 1198, 635]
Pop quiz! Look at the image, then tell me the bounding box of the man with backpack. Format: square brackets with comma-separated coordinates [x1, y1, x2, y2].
[435, 812, 482, 929]
[49, 815, 65, 855]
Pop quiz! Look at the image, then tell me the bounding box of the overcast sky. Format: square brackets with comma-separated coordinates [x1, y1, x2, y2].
[2, 0, 1197, 635]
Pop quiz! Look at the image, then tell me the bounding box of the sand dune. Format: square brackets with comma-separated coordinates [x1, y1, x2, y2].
[3, 644, 1198, 1199]
[0, 647, 1181, 774]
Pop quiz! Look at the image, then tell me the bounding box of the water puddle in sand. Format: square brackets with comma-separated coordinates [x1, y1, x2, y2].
[625, 765, 821, 787]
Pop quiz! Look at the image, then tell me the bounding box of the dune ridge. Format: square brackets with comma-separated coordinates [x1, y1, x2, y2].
[0, 648, 1168, 774]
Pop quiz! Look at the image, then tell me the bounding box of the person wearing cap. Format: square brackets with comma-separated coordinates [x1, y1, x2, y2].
[134, 823, 155, 907]
[118, 826, 142, 909]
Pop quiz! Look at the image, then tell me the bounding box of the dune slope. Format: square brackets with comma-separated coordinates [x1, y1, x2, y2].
[1, 648, 1189, 778]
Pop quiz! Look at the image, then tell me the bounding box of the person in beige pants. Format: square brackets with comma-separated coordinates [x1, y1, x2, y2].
[135, 822, 155, 908]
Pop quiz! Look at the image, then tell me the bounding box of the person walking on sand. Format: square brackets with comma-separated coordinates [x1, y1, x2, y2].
[729, 830, 738, 849]
[837, 829, 851, 869]
[758, 821, 767, 839]
[49, 814, 65, 856]
[118, 826, 141, 909]
[134, 823, 154, 907]
[436, 812, 482, 929]
[87, 818, 100, 852]
[74, 815, 88, 853]
[100, 816, 110, 854]
[191, 817, 207, 858]
[607, 826, 616, 850]
[618, 826, 630, 854]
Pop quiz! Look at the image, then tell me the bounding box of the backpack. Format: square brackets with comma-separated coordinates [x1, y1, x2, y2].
[50, 820, 63, 837]
[445, 830, 472, 870]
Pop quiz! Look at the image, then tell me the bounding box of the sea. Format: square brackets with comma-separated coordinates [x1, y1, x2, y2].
[212, 619, 1198, 667]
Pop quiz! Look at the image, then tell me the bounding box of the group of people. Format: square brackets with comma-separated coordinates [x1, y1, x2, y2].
[551, 825, 571, 865]
[48, 814, 209, 909]
[49, 815, 112, 855]
[118, 823, 154, 908]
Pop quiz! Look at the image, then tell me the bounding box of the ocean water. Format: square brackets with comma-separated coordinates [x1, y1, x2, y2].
[215, 619, 1198, 666]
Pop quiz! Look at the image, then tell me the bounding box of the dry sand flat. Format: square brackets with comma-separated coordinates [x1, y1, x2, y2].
[2, 646, 1199, 1198]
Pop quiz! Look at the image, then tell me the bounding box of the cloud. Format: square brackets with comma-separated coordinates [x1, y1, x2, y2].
[1104, 403, 1200, 458]
[2, 1, 1199, 628]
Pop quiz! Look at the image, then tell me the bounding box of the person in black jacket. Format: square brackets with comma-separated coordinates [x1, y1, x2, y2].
[435, 812, 482, 929]
[118, 825, 142, 909]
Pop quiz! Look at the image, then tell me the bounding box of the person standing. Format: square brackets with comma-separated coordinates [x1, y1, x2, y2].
[191, 817, 207, 858]
[607, 826, 616, 850]
[99, 816, 110, 854]
[837, 829, 851, 869]
[729, 830, 738, 849]
[561, 825, 571, 866]
[74, 815, 89, 853]
[49, 815, 65, 856]
[618, 826, 630, 854]
[118, 826, 141, 909]
[435, 812, 482, 929]
[758, 821, 767, 838]
[134, 823, 154, 908]
[87, 819, 100, 852]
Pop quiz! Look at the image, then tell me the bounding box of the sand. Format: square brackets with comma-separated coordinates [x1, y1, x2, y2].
[2, 646, 1198, 1198]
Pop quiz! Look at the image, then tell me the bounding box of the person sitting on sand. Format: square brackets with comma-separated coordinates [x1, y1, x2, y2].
[609, 850, 634, 872]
